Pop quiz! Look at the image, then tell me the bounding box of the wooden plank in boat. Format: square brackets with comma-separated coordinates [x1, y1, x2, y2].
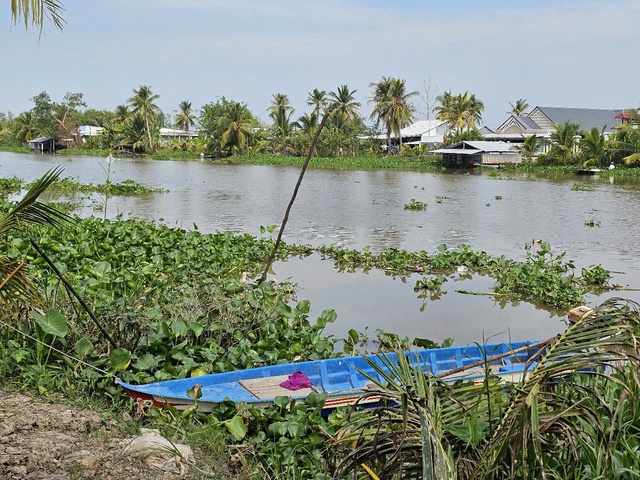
[239, 375, 315, 399]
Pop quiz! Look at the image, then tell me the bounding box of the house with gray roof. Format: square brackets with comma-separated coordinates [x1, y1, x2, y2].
[496, 107, 624, 136]
[490, 106, 626, 157]
[435, 140, 521, 167]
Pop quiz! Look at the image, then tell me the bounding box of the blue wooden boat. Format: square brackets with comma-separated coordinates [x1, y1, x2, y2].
[117, 340, 544, 412]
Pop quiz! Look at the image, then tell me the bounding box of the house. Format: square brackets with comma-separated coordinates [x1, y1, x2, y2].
[364, 120, 449, 149]
[494, 107, 624, 138]
[159, 127, 199, 145]
[435, 141, 521, 167]
[487, 106, 627, 156]
[77, 125, 104, 139]
[28, 136, 64, 153]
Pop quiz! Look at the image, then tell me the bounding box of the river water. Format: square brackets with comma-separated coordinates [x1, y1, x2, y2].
[2, 152, 640, 346]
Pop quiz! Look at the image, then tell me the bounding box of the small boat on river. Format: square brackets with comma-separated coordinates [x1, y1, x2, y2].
[117, 340, 544, 412]
[573, 168, 601, 175]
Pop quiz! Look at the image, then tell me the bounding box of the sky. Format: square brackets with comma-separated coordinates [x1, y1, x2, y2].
[2, 0, 639, 129]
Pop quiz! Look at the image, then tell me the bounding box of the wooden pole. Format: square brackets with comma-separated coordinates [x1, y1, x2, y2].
[29, 238, 118, 349]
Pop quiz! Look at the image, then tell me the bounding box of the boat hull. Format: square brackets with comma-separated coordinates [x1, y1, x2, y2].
[117, 341, 542, 412]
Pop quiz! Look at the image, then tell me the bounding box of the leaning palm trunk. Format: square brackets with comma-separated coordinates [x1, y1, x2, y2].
[261, 112, 330, 279]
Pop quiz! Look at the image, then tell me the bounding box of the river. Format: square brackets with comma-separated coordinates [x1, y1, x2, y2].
[2, 152, 639, 346]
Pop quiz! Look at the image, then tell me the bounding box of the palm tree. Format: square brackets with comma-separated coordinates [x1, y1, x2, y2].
[370, 77, 419, 151]
[550, 120, 580, 164]
[332, 298, 640, 479]
[369, 76, 394, 150]
[328, 84, 361, 129]
[11, 0, 65, 31]
[268, 93, 294, 152]
[517, 134, 545, 163]
[609, 123, 640, 166]
[128, 85, 161, 151]
[113, 105, 130, 123]
[120, 113, 148, 153]
[12, 110, 36, 143]
[435, 91, 484, 136]
[386, 78, 418, 149]
[579, 127, 606, 167]
[306, 89, 327, 117]
[218, 101, 254, 154]
[508, 98, 530, 116]
[174, 101, 197, 131]
[294, 112, 319, 136]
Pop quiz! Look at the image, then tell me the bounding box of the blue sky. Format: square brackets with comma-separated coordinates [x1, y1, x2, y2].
[2, 0, 638, 128]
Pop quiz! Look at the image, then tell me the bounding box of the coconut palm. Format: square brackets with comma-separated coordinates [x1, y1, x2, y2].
[0, 166, 71, 313]
[517, 134, 545, 163]
[333, 298, 640, 479]
[327, 84, 361, 129]
[508, 98, 530, 116]
[113, 105, 130, 124]
[218, 101, 254, 154]
[306, 89, 328, 117]
[12, 110, 36, 143]
[10, 0, 65, 31]
[294, 112, 319, 136]
[370, 77, 418, 150]
[549, 120, 580, 164]
[435, 91, 484, 136]
[369, 76, 394, 150]
[386, 78, 418, 149]
[268, 93, 294, 152]
[609, 123, 640, 166]
[579, 127, 606, 167]
[128, 85, 161, 151]
[174, 101, 197, 131]
[120, 112, 148, 153]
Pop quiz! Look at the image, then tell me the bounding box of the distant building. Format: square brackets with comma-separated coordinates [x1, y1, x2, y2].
[435, 140, 521, 167]
[485, 106, 627, 157]
[363, 120, 449, 148]
[492, 106, 625, 138]
[28, 136, 61, 153]
[159, 128, 199, 145]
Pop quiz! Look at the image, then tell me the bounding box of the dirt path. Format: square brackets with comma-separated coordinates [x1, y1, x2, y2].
[0, 389, 199, 479]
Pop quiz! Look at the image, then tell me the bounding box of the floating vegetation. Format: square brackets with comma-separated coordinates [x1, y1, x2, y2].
[585, 219, 601, 227]
[0, 176, 24, 197]
[318, 242, 611, 310]
[25, 177, 167, 195]
[404, 199, 427, 211]
[495, 195, 503, 200]
[571, 181, 594, 191]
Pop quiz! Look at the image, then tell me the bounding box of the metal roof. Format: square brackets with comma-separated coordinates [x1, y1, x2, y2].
[28, 136, 54, 143]
[534, 107, 624, 132]
[435, 141, 518, 154]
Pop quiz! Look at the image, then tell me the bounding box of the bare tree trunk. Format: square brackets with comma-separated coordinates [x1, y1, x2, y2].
[261, 112, 330, 280]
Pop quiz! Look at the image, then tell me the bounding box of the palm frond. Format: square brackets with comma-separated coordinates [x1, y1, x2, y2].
[471, 298, 640, 479]
[0, 166, 72, 238]
[334, 350, 458, 479]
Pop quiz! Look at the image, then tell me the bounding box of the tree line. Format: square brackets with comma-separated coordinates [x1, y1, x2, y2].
[0, 80, 483, 157]
[1, 83, 639, 166]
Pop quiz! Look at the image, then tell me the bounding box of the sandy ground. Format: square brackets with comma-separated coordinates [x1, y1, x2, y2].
[0, 388, 203, 479]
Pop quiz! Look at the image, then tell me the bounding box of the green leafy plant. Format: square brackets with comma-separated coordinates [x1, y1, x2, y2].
[404, 199, 427, 211]
[571, 182, 594, 191]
